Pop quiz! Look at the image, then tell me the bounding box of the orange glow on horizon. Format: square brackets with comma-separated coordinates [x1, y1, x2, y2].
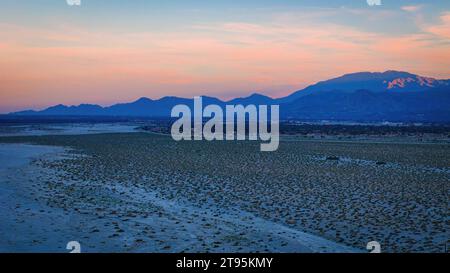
[1, 10, 450, 112]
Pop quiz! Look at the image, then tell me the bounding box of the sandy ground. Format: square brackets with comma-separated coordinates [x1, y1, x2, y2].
[0, 143, 358, 253]
[0, 144, 104, 252]
[0, 123, 139, 137]
[0, 123, 447, 253]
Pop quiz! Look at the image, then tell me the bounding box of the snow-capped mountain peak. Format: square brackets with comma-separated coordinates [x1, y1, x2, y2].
[385, 75, 442, 89]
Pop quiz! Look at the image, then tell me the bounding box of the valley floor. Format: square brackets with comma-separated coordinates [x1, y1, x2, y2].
[0, 132, 448, 253]
[0, 143, 357, 253]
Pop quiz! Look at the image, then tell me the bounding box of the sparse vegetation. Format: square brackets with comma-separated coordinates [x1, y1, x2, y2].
[0, 132, 447, 252]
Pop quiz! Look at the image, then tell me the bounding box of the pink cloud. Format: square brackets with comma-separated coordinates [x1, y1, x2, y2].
[1, 17, 450, 111]
[426, 12, 450, 39]
[401, 5, 422, 12]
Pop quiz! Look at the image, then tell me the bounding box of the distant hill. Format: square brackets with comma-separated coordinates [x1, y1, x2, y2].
[12, 94, 275, 117]
[10, 70, 450, 123]
[278, 70, 450, 103]
[228, 93, 276, 105]
[282, 88, 450, 123]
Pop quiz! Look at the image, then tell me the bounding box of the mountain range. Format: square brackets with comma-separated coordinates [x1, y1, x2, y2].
[10, 71, 450, 123]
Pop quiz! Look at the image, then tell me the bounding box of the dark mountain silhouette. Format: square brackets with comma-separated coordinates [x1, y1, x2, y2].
[228, 93, 276, 105]
[278, 70, 450, 103]
[10, 71, 450, 122]
[282, 88, 450, 123]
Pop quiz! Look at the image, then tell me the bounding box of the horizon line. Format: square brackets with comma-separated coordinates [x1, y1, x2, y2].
[3, 69, 450, 114]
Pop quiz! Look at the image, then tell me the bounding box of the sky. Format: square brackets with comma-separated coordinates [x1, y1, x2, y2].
[0, 0, 450, 113]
